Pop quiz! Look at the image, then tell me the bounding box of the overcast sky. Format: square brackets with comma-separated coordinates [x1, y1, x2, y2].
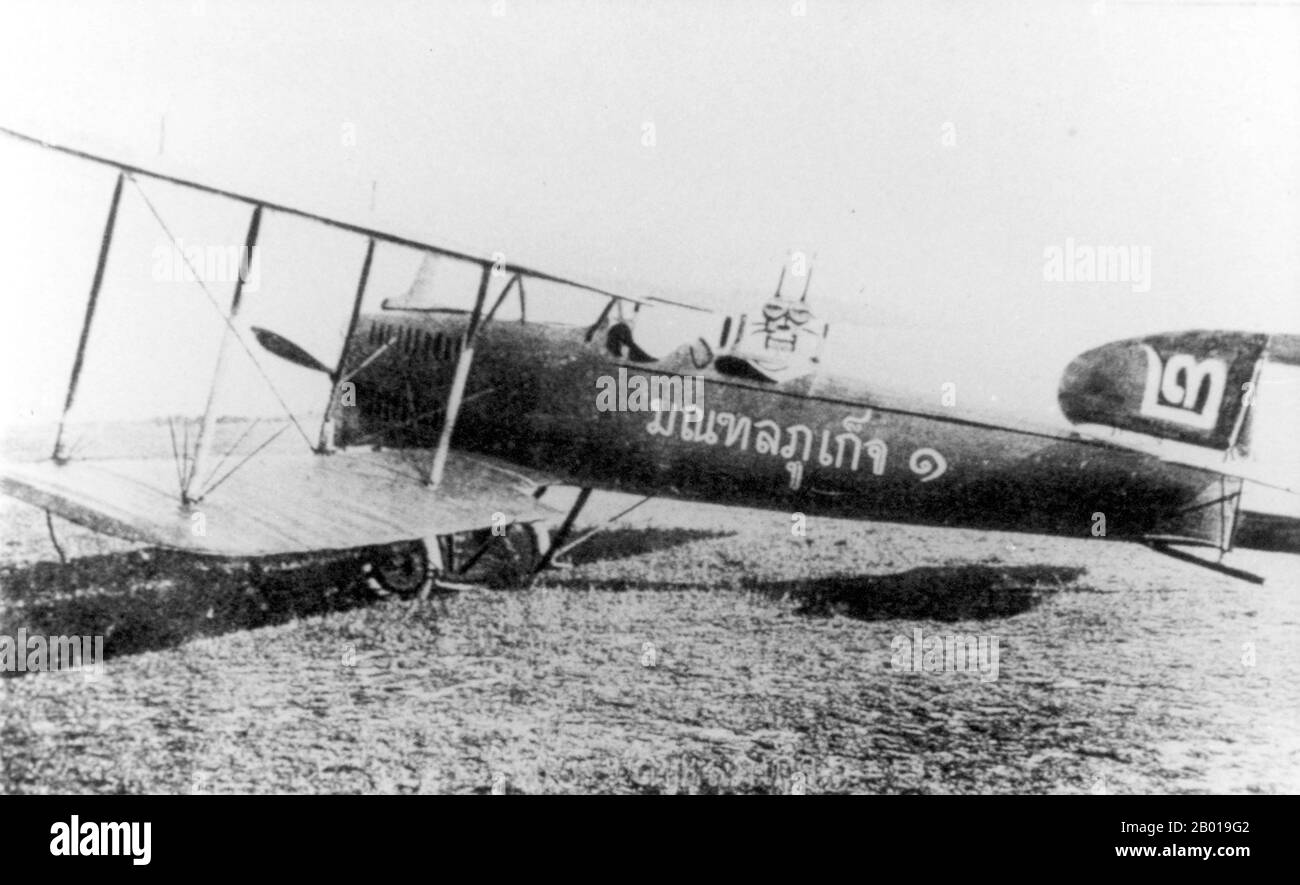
[0, 0, 1296, 430]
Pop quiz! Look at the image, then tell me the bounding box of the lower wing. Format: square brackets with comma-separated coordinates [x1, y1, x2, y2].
[0, 449, 557, 557]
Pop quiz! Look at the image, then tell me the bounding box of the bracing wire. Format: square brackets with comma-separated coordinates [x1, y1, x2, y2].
[127, 174, 315, 453]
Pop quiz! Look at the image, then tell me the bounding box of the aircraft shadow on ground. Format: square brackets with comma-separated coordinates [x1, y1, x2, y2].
[773, 564, 1087, 620]
[549, 564, 1087, 622]
[0, 527, 735, 665]
[0, 550, 379, 666]
[1, 539, 1084, 669]
[558, 527, 737, 566]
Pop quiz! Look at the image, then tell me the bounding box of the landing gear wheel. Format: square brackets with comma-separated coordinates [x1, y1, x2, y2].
[493, 523, 546, 589]
[364, 540, 435, 599]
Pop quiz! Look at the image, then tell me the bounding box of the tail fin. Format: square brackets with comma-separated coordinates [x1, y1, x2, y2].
[1059, 330, 1268, 453]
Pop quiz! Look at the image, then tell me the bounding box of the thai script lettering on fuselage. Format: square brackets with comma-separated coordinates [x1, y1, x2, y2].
[645, 406, 948, 488]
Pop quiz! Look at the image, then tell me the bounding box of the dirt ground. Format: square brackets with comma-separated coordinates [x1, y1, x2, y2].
[3, 489, 1298, 795]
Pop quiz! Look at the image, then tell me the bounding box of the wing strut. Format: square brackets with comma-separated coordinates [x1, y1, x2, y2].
[53, 171, 124, 464]
[426, 268, 523, 487]
[319, 237, 376, 453]
[184, 204, 263, 503]
[427, 264, 490, 487]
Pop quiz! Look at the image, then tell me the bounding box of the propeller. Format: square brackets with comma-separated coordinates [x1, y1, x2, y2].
[250, 326, 331, 374]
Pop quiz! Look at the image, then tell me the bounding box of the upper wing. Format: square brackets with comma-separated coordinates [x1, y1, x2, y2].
[0, 125, 713, 316]
[0, 449, 557, 557]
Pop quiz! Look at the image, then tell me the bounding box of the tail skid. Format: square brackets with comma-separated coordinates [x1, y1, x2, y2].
[1142, 541, 1265, 584]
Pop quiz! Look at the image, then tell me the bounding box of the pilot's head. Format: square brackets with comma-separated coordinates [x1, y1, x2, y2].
[739, 263, 823, 372]
[757, 296, 817, 354]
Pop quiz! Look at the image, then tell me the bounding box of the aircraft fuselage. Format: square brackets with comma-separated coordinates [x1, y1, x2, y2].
[338, 310, 1291, 551]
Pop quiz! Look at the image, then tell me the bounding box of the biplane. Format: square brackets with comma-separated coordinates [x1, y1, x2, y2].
[2, 125, 1297, 595]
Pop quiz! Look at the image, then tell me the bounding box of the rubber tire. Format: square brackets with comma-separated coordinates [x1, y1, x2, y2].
[364, 540, 434, 599]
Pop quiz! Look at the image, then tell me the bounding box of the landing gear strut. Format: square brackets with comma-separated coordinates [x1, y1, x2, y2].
[360, 484, 613, 596]
[531, 487, 593, 576]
